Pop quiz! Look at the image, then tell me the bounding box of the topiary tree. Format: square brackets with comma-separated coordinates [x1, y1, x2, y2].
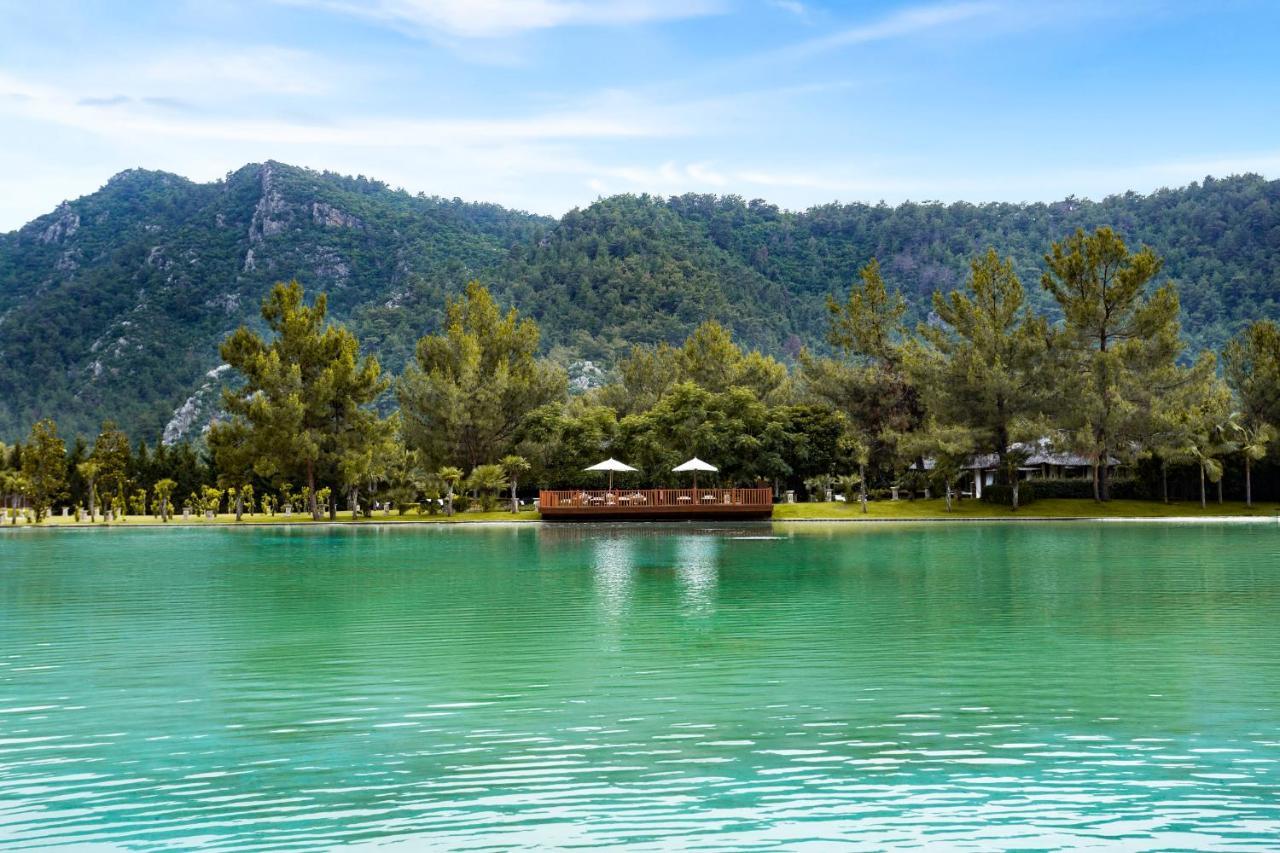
[438, 466, 463, 516]
[76, 460, 100, 522]
[154, 478, 176, 522]
[501, 455, 530, 513]
[202, 486, 224, 518]
[467, 463, 508, 512]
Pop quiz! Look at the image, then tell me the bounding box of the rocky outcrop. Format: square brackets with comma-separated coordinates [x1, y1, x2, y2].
[38, 203, 80, 244]
[162, 364, 232, 445]
[247, 163, 290, 244]
[312, 202, 363, 230]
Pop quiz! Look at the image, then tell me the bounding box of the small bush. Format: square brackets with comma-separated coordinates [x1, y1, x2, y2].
[1020, 477, 1142, 500]
[981, 483, 1036, 506]
[1028, 479, 1094, 499]
[452, 495, 472, 514]
[1107, 478, 1143, 499]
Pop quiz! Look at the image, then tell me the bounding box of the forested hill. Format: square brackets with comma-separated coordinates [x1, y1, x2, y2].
[2, 161, 1279, 442]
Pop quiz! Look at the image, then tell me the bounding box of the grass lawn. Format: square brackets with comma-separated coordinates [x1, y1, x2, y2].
[773, 497, 1280, 521]
[9, 508, 540, 527]
[8, 499, 1279, 528]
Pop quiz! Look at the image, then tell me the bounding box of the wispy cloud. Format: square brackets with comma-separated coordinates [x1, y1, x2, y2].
[771, 0, 998, 61]
[0, 71, 685, 146]
[136, 46, 341, 97]
[273, 0, 725, 38]
[768, 0, 809, 18]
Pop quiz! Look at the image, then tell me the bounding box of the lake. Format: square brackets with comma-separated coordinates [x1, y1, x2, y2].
[2, 521, 1279, 850]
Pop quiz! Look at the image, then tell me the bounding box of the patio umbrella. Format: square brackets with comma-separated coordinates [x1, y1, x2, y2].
[672, 457, 718, 493]
[584, 457, 638, 491]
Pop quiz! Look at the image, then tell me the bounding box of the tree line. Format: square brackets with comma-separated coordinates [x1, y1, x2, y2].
[4, 226, 1279, 523]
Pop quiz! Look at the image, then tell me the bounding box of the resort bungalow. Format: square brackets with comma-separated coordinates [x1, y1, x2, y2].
[912, 439, 1120, 499]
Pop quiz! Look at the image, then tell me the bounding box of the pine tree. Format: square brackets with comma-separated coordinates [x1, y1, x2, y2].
[220, 281, 391, 520]
[398, 282, 565, 470]
[21, 419, 68, 522]
[914, 248, 1051, 483]
[805, 259, 919, 487]
[1041, 228, 1183, 500]
[91, 422, 131, 511]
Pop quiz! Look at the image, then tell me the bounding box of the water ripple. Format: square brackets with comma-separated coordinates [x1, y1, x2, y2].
[1, 522, 1279, 849]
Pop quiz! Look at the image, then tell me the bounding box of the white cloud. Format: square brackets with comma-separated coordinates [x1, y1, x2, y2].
[274, 0, 725, 38]
[136, 46, 340, 97]
[0, 71, 680, 146]
[768, 0, 809, 18]
[771, 0, 998, 61]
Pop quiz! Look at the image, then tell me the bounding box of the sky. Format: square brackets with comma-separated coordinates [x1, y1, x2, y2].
[2, 0, 1279, 230]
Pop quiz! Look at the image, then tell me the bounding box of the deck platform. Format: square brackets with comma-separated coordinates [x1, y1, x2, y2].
[538, 488, 773, 521]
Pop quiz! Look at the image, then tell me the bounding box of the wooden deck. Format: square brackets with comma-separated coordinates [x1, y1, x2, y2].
[538, 488, 773, 521]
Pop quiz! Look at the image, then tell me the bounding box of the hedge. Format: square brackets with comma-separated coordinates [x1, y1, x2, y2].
[982, 477, 1143, 503]
[981, 483, 1036, 506]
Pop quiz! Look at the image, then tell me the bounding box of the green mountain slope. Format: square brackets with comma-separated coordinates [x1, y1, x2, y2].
[0, 162, 550, 440]
[2, 163, 1279, 442]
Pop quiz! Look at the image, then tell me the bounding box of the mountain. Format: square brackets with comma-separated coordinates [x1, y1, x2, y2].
[3, 162, 1279, 442]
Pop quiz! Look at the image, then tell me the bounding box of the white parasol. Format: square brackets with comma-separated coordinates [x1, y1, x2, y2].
[671, 457, 718, 492]
[584, 457, 638, 491]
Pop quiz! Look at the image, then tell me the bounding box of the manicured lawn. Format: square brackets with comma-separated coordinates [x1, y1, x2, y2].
[10, 499, 1279, 528]
[773, 498, 1280, 520]
[11, 508, 540, 527]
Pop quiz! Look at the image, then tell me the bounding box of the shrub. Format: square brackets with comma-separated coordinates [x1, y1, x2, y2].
[981, 483, 1036, 506]
[452, 494, 472, 513]
[1107, 478, 1143, 499]
[1027, 479, 1094, 499]
[1021, 477, 1142, 500]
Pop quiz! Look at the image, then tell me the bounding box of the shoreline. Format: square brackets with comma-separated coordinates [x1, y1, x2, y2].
[4, 512, 1279, 531]
[772, 514, 1280, 524]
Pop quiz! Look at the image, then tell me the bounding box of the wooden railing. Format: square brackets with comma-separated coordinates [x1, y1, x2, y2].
[539, 488, 772, 509]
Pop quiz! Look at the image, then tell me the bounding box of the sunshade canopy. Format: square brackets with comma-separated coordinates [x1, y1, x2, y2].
[672, 457, 718, 473]
[584, 458, 638, 473]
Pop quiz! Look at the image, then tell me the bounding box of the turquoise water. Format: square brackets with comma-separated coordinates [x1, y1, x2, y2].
[2, 521, 1279, 850]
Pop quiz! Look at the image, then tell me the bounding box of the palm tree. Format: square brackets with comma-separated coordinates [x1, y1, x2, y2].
[501, 455, 531, 513]
[76, 460, 101, 522]
[0, 469, 24, 524]
[1231, 419, 1275, 508]
[1211, 415, 1241, 505]
[834, 474, 862, 508]
[154, 478, 176, 522]
[438, 466, 463, 516]
[467, 464, 508, 512]
[1177, 440, 1223, 510]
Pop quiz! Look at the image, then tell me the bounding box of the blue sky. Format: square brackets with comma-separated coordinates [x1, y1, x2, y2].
[1, 0, 1278, 230]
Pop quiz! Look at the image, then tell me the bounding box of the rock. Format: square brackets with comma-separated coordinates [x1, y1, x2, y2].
[247, 163, 290, 244]
[162, 364, 232, 445]
[38, 203, 80, 244]
[312, 202, 363, 230]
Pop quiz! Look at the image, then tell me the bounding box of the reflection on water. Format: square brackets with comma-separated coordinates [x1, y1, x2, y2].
[592, 534, 635, 623]
[675, 535, 720, 616]
[1, 522, 1279, 850]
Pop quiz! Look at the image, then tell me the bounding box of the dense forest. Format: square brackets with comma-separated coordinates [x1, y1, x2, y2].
[7, 230, 1280, 524]
[2, 161, 1279, 443]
